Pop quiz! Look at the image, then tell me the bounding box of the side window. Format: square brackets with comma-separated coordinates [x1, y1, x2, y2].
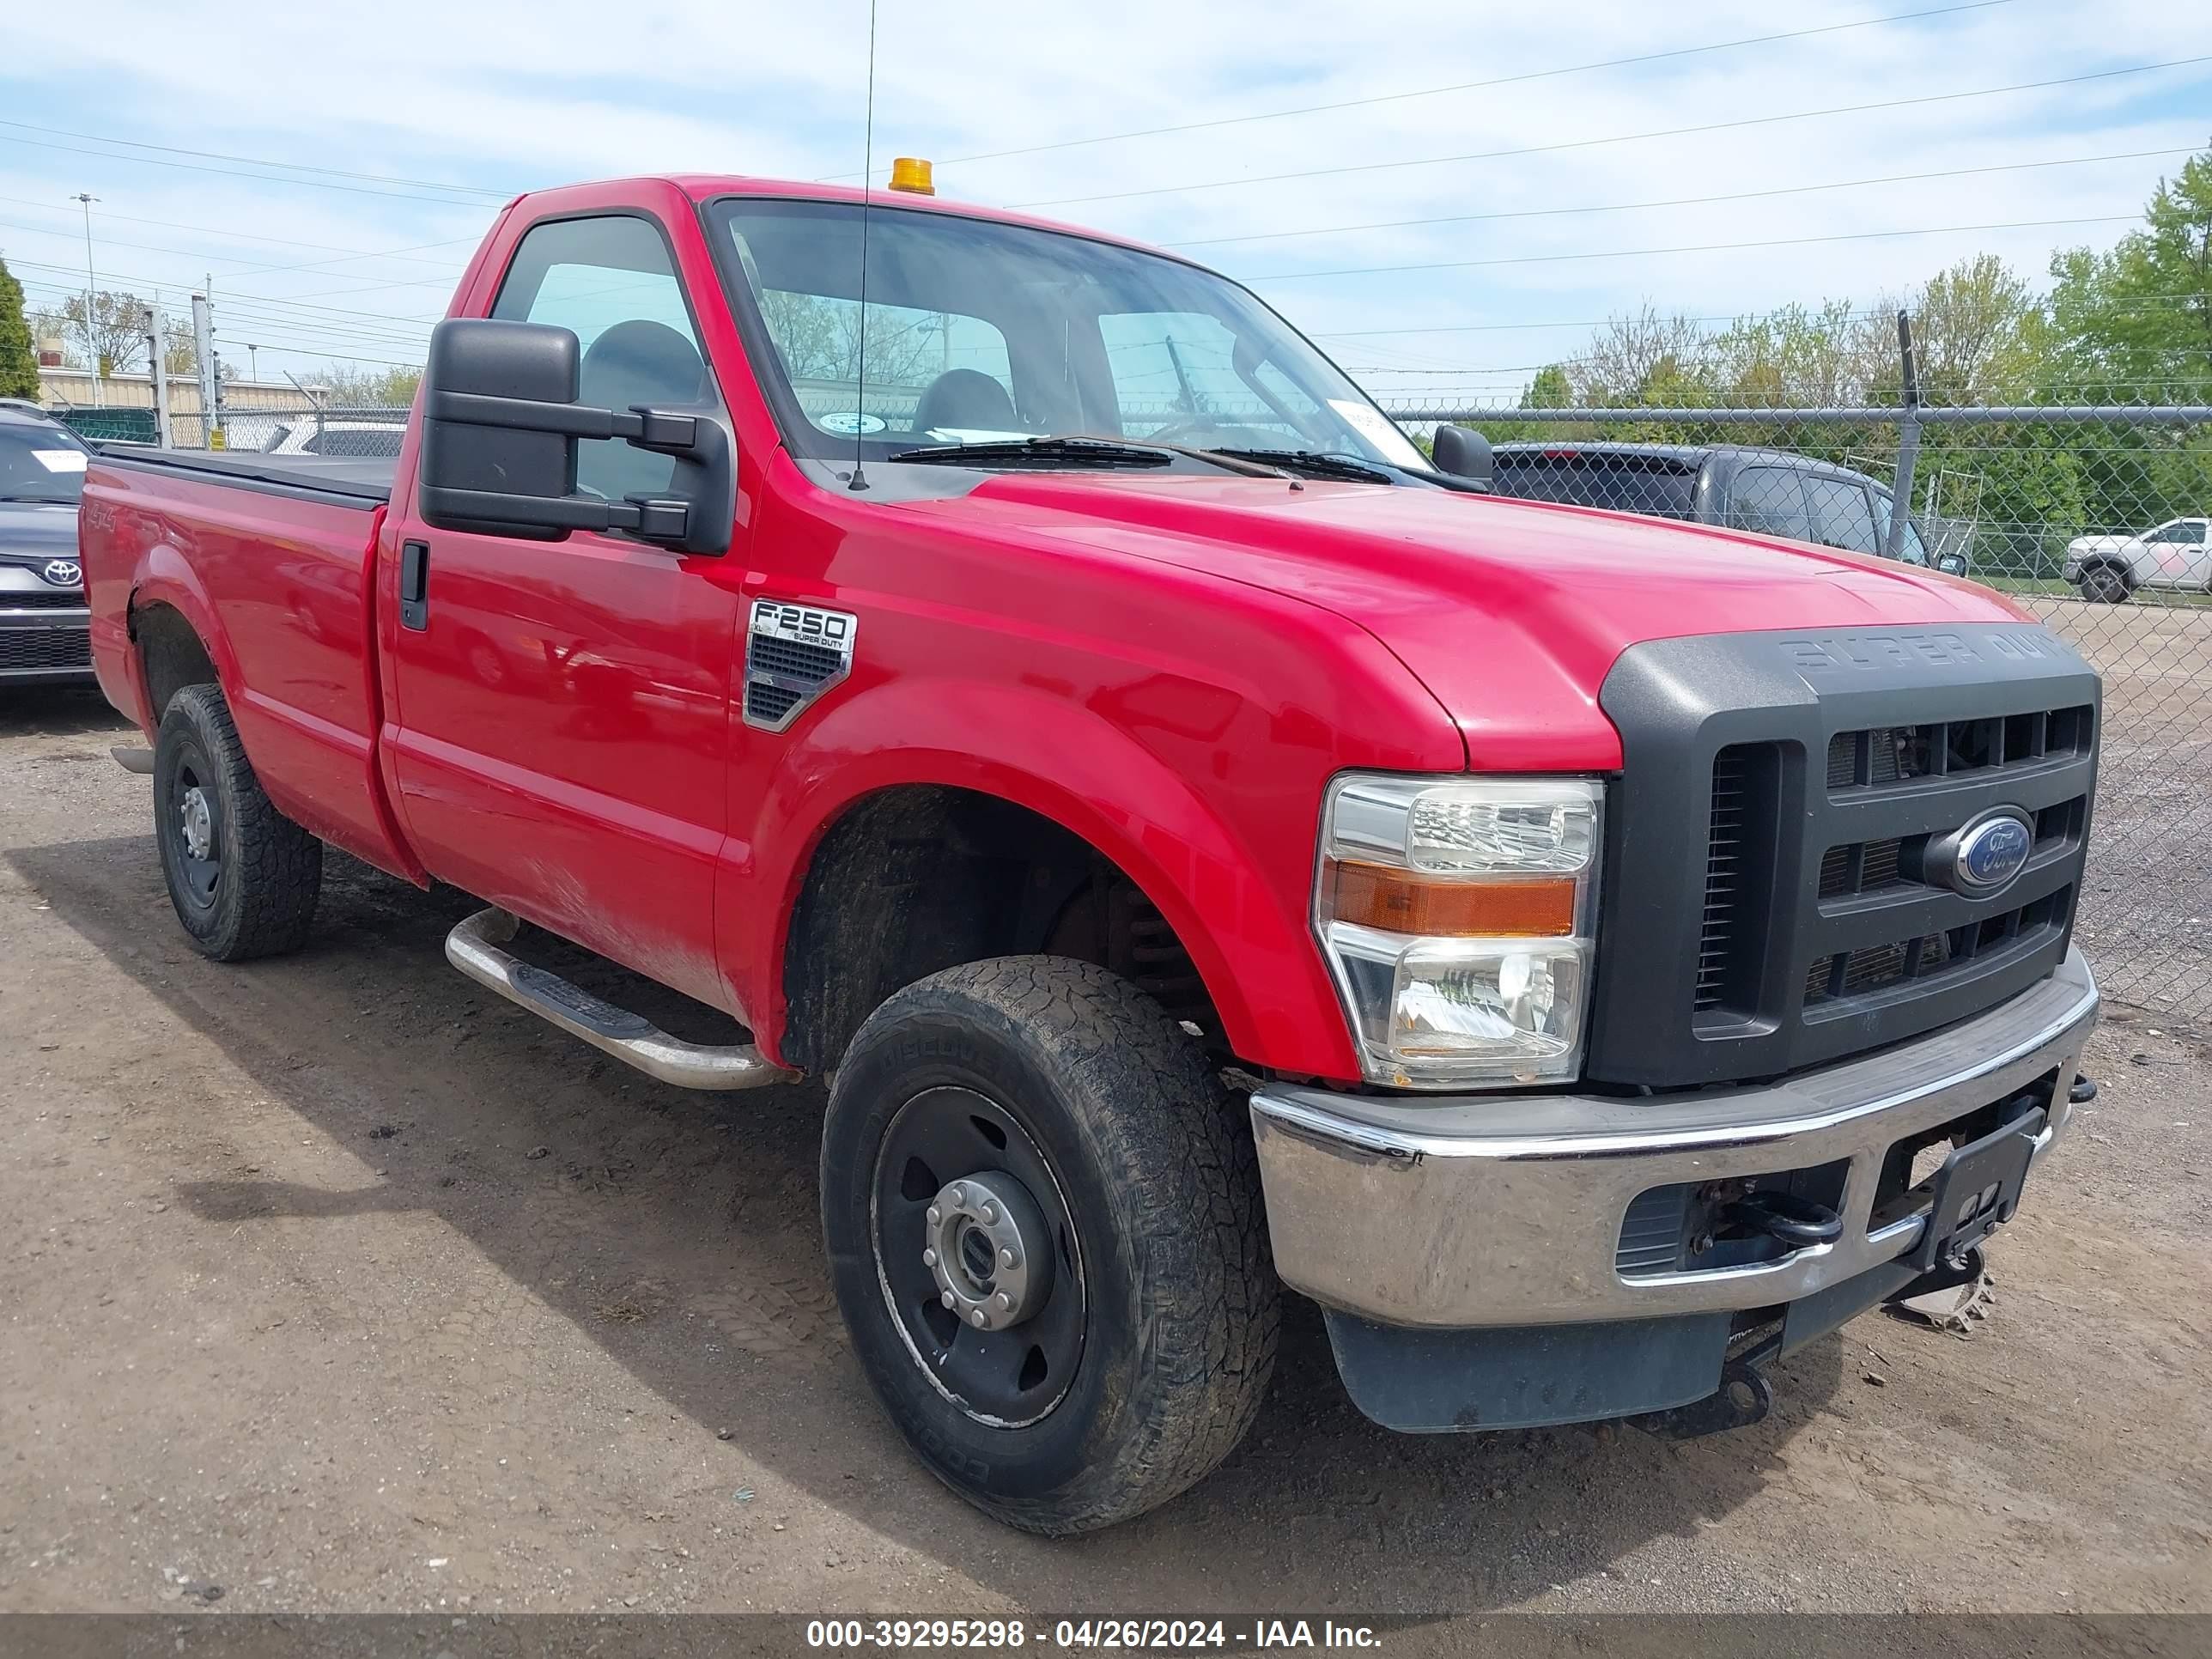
[1870, 492, 1931, 565]
[2146, 520, 2203, 544]
[492, 215, 709, 504]
[1808, 476, 1879, 553]
[1727, 465, 1812, 541]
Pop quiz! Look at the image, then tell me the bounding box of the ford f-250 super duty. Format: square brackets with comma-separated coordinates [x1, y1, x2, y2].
[79, 171, 2102, 1535]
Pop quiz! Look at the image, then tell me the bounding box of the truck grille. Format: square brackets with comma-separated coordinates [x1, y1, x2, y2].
[1692, 749, 1751, 1014]
[1589, 625, 2100, 1088]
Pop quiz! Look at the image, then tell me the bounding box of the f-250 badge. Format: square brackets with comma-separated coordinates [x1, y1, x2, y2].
[743, 599, 858, 732]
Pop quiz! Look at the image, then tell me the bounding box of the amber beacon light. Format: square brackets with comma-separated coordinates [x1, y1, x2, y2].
[888, 157, 935, 195]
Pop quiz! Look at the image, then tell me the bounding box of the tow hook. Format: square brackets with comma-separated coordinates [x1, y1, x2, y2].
[1625, 1357, 1775, 1441]
[1722, 1189, 1844, 1249]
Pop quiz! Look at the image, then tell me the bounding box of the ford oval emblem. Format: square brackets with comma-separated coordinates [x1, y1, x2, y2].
[1954, 810, 2033, 892]
[41, 558, 82, 587]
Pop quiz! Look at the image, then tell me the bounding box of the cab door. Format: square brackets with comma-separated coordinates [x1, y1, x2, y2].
[380, 209, 746, 1011]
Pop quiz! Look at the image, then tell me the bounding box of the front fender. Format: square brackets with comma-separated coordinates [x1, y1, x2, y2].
[726, 677, 1364, 1082]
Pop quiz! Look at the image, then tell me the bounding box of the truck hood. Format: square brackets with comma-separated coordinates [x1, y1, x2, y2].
[0, 501, 82, 562]
[910, 472, 2027, 771]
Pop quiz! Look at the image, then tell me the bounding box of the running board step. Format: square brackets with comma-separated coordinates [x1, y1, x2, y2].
[445, 908, 791, 1091]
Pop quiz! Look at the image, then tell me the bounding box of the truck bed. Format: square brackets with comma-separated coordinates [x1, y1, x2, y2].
[92, 444, 394, 507]
[81, 441, 418, 884]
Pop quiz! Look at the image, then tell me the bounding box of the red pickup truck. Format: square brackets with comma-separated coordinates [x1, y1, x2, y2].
[80, 173, 2102, 1534]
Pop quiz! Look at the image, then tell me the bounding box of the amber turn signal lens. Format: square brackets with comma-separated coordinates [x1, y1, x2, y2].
[1329, 861, 1575, 938]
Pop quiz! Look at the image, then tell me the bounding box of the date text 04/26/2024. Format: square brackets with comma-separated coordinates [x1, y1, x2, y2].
[805, 1619, 1384, 1650]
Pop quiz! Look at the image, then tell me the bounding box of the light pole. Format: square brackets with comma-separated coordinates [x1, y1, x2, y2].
[246, 343, 259, 382]
[71, 192, 102, 407]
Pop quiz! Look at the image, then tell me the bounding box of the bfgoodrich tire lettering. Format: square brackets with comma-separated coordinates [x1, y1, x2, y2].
[153, 683, 323, 960]
[820, 956, 1278, 1534]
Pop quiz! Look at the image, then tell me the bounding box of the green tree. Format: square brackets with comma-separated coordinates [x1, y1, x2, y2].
[0, 257, 36, 399]
[2045, 149, 2212, 401]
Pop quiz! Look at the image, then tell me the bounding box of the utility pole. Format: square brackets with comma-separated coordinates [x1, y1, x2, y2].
[71, 192, 102, 407]
[191, 290, 217, 449]
[143, 302, 173, 448]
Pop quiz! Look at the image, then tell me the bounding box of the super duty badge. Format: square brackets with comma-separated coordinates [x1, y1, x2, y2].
[743, 599, 858, 732]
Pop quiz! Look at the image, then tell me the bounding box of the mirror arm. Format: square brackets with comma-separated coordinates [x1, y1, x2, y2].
[420, 484, 690, 544]
[425, 390, 707, 458]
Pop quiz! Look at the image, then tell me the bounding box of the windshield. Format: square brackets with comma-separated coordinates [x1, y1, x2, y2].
[0, 424, 88, 503]
[708, 198, 1429, 472]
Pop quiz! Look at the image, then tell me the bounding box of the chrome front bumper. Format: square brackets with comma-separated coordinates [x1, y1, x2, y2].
[1249, 949, 2098, 1329]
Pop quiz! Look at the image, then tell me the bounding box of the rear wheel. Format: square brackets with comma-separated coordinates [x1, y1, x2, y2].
[154, 684, 323, 960]
[2081, 562, 2132, 604]
[820, 956, 1277, 1534]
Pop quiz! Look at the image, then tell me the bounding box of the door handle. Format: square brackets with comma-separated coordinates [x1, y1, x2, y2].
[400, 540, 430, 631]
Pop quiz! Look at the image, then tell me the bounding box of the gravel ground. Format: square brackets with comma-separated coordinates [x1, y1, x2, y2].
[1, 684, 2208, 1630]
[2026, 594, 2212, 1012]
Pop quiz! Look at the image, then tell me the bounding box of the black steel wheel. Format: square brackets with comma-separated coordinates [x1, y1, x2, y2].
[154, 684, 322, 960]
[2081, 563, 2132, 604]
[821, 956, 1278, 1534]
[872, 1085, 1086, 1428]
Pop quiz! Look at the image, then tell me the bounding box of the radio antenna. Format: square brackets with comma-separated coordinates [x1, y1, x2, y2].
[848, 0, 879, 493]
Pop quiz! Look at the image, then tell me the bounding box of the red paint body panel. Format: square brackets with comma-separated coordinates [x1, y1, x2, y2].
[77, 173, 2033, 1085]
[79, 468, 418, 879]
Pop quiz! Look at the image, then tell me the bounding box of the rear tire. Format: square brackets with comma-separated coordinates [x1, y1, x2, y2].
[154, 683, 323, 960]
[820, 956, 1278, 1534]
[2081, 563, 2132, 604]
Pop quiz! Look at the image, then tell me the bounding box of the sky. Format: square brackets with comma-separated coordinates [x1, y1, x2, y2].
[2, 0, 2209, 407]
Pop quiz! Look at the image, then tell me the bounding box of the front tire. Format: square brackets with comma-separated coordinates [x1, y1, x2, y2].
[154, 683, 323, 960]
[821, 957, 1278, 1534]
[2081, 563, 2132, 604]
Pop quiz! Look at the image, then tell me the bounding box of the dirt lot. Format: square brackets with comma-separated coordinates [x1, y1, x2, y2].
[2, 684, 2209, 1626]
[2027, 593, 2212, 1011]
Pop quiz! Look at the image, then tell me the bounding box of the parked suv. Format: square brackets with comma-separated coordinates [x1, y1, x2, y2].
[1481, 441, 1964, 574]
[2062, 518, 2210, 602]
[0, 404, 92, 686]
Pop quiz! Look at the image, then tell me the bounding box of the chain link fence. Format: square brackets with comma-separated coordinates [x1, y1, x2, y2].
[1380, 392, 2210, 1014]
[167, 403, 410, 457]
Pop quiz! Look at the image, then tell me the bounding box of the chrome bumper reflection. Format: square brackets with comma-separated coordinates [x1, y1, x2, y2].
[1249, 949, 2098, 1328]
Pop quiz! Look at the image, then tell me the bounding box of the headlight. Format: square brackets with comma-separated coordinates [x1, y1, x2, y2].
[1316, 774, 1602, 1089]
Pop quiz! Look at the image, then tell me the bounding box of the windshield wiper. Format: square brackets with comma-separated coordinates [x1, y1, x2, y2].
[1204, 448, 1399, 484]
[887, 434, 1291, 478]
[1205, 447, 1491, 492]
[890, 436, 1171, 470]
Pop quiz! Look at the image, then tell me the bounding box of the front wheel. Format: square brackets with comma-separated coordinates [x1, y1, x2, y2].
[2081, 563, 2132, 604]
[820, 957, 1278, 1534]
[154, 683, 323, 959]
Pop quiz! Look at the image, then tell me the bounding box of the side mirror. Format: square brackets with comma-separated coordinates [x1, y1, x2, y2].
[417, 317, 733, 555]
[1431, 424, 1493, 489]
[1938, 553, 1968, 577]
